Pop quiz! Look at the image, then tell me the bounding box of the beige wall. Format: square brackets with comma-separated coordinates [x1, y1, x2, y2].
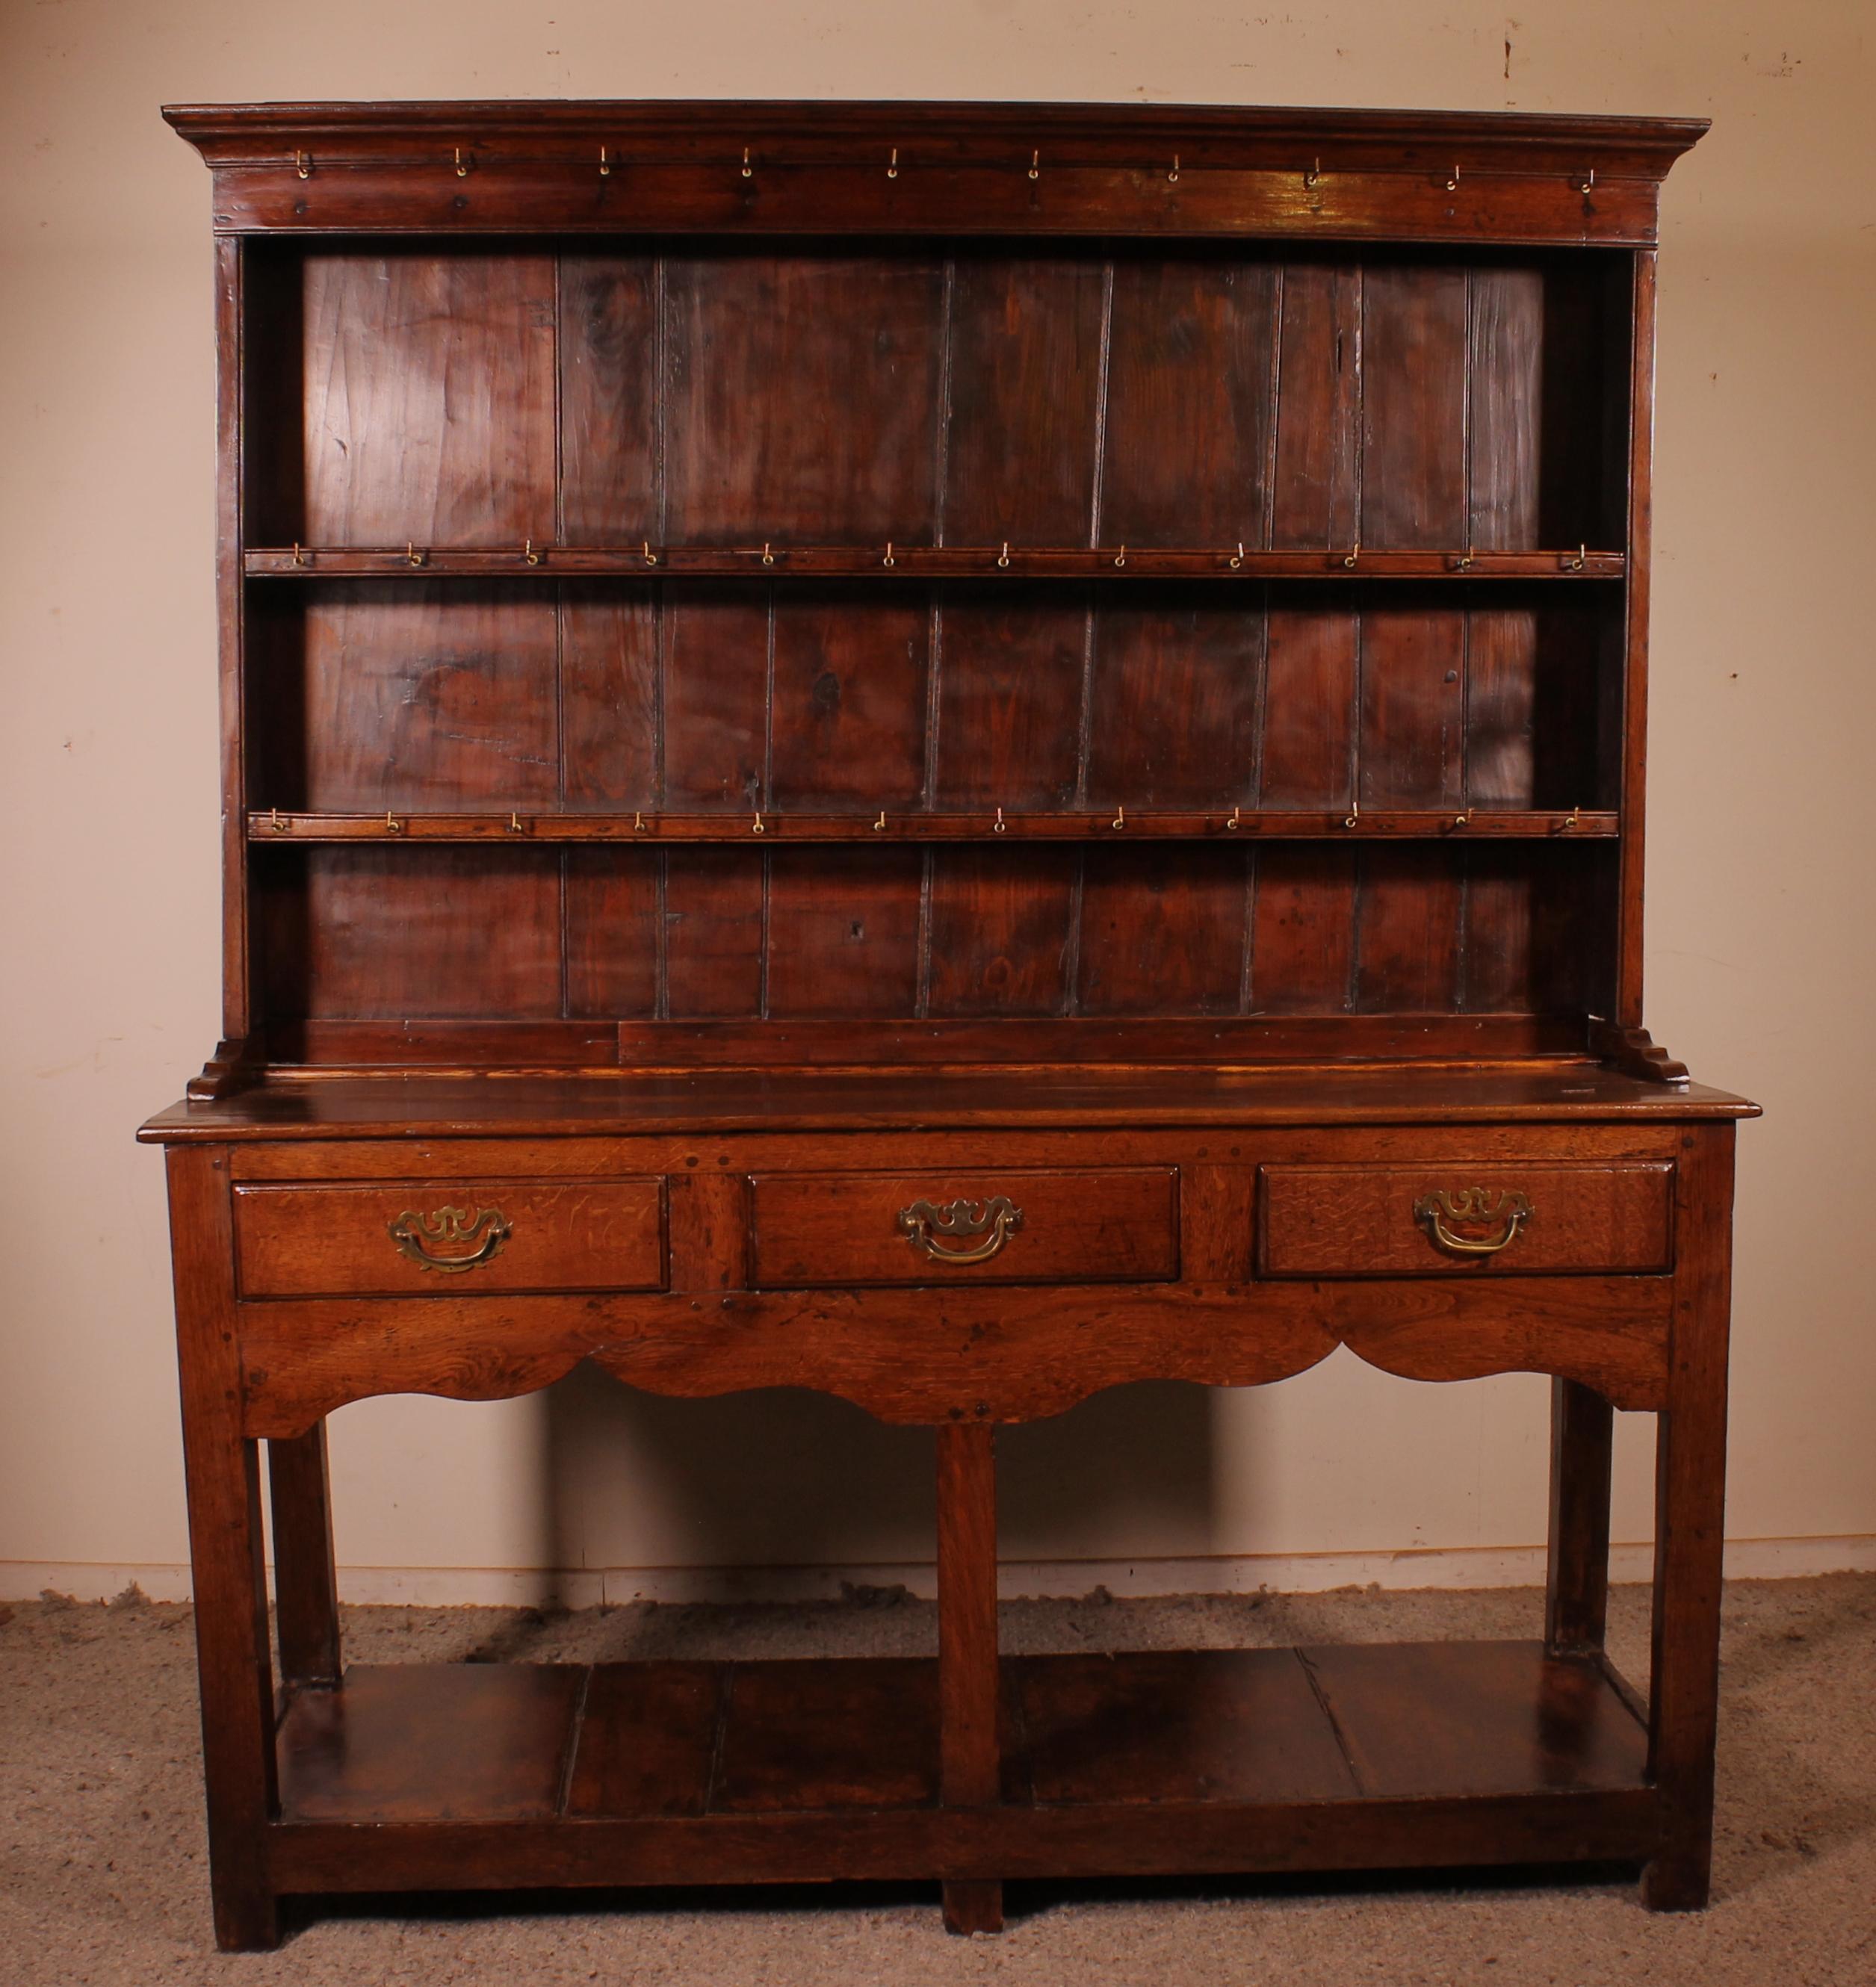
[3, 0, 1871, 1603]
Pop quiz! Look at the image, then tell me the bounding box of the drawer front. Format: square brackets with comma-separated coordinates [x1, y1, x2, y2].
[1257, 1162, 1674, 1277]
[749, 1168, 1179, 1288]
[235, 1180, 666, 1298]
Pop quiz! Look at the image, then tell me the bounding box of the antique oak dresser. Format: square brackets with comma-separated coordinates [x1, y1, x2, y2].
[146, 99, 1755, 1947]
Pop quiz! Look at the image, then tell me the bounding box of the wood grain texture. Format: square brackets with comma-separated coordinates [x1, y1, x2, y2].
[234, 1178, 666, 1297]
[267, 1422, 341, 1688]
[232, 1270, 1676, 1436]
[1642, 1123, 1736, 1911]
[165, 1144, 279, 1950]
[941, 256, 1106, 545]
[300, 252, 556, 545]
[937, 1425, 1002, 1931]
[1101, 258, 1279, 545]
[1257, 1161, 1673, 1277]
[278, 1664, 583, 1822]
[158, 96, 1733, 1938]
[1546, 1378, 1615, 1656]
[747, 1166, 1178, 1287]
[1016, 1649, 1355, 1805]
[1300, 1641, 1647, 1797]
[662, 253, 944, 543]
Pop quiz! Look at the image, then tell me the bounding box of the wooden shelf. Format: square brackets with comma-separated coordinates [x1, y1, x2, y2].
[244, 545, 1626, 581]
[267, 1642, 1659, 1894]
[249, 807, 1618, 844]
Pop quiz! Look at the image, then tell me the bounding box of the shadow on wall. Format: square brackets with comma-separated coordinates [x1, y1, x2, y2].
[536, 1366, 1218, 1594]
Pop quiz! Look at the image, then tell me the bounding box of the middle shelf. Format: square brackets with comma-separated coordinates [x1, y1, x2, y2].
[249, 807, 1619, 844]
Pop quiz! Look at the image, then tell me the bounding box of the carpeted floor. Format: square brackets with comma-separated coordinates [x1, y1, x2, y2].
[1, 1574, 1871, 1986]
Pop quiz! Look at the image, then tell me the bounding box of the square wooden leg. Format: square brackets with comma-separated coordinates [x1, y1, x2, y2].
[168, 1146, 282, 1951]
[1641, 1126, 1735, 1912]
[268, 1421, 342, 1689]
[936, 1422, 1003, 1935]
[1545, 1379, 1614, 1655]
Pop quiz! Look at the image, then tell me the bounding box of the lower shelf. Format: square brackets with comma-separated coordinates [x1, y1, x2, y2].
[269, 1641, 1662, 1894]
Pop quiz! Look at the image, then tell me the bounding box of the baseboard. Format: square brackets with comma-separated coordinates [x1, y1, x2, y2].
[5, 1534, 1873, 1608]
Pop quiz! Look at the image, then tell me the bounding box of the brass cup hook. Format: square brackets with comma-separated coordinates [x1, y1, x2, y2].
[633, 811, 647, 834]
[1228, 541, 1245, 570]
[1304, 157, 1321, 188]
[598, 146, 611, 179]
[751, 810, 766, 835]
[741, 146, 753, 179]
[269, 807, 288, 834]
[1579, 168, 1596, 194]
[1225, 807, 1241, 831]
[761, 542, 775, 566]
[295, 150, 312, 180]
[1343, 542, 1360, 570]
[1112, 805, 1126, 831]
[454, 146, 471, 178]
[522, 538, 540, 566]
[887, 147, 900, 179]
[385, 811, 403, 834]
[993, 807, 1008, 835]
[882, 541, 894, 568]
[508, 812, 527, 835]
[1028, 149, 1041, 181]
[643, 541, 658, 566]
[874, 810, 888, 833]
[1446, 163, 1460, 191]
[1343, 798, 1360, 831]
[997, 542, 1011, 569]
[406, 543, 424, 567]
[1112, 546, 1127, 568]
[1168, 154, 1180, 183]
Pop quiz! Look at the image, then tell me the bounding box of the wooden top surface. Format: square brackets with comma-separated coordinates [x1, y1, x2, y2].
[140, 1067, 1756, 1143]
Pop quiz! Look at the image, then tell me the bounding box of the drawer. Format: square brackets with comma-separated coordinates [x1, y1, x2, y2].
[1257, 1162, 1674, 1277]
[235, 1180, 666, 1298]
[749, 1168, 1179, 1288]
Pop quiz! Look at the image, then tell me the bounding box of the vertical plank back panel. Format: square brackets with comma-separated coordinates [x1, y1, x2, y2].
[942, 257, 1106, 545]
[1086, 591, 1263, 807]
[926, 848, 1078, 1016]
[558, 255, 660, 543]
[663, 255, 944, 544]
[770, 590, 929, 808]
[1101, 259, 1279, 545]
[301, 253, 557, 545]
[1077, 845, 1249, 1016]
[765, 849, 923, 1017]
[259, 847, 563, 1020]
[290, 584, 560, 810]
[565, 850, 660, 1018]
[663, 850, 765, 1017]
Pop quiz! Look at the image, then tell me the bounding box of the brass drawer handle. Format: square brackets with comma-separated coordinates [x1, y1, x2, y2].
[897, 1195, 1024, 1265]
[1413, 1188, 1532, 1257]
[387, 1205, 513, 1274]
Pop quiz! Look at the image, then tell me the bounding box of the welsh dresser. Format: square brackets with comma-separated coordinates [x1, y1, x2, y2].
[146, 98, 1756, 1948]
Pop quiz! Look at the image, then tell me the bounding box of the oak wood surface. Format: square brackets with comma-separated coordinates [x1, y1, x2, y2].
[154, 95, 1739, 1944]
[232, 1178, 667, 1297]
[1257, 1160, 1673, 1276]
[748, 1166, 1177, 1287]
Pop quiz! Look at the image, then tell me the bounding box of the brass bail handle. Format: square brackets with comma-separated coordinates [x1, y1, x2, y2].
[897, 1194, 1025, 1266]
[1413, 1188, 1533, 1257]
[388, 1205, 513, 1274]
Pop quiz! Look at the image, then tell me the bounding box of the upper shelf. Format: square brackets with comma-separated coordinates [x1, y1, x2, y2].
[165, 99, 1707, 247]
[246, 545, 1626, 582]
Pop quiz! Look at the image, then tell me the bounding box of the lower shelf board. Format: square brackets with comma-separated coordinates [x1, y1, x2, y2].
[268, 1641, 1662, 1894]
